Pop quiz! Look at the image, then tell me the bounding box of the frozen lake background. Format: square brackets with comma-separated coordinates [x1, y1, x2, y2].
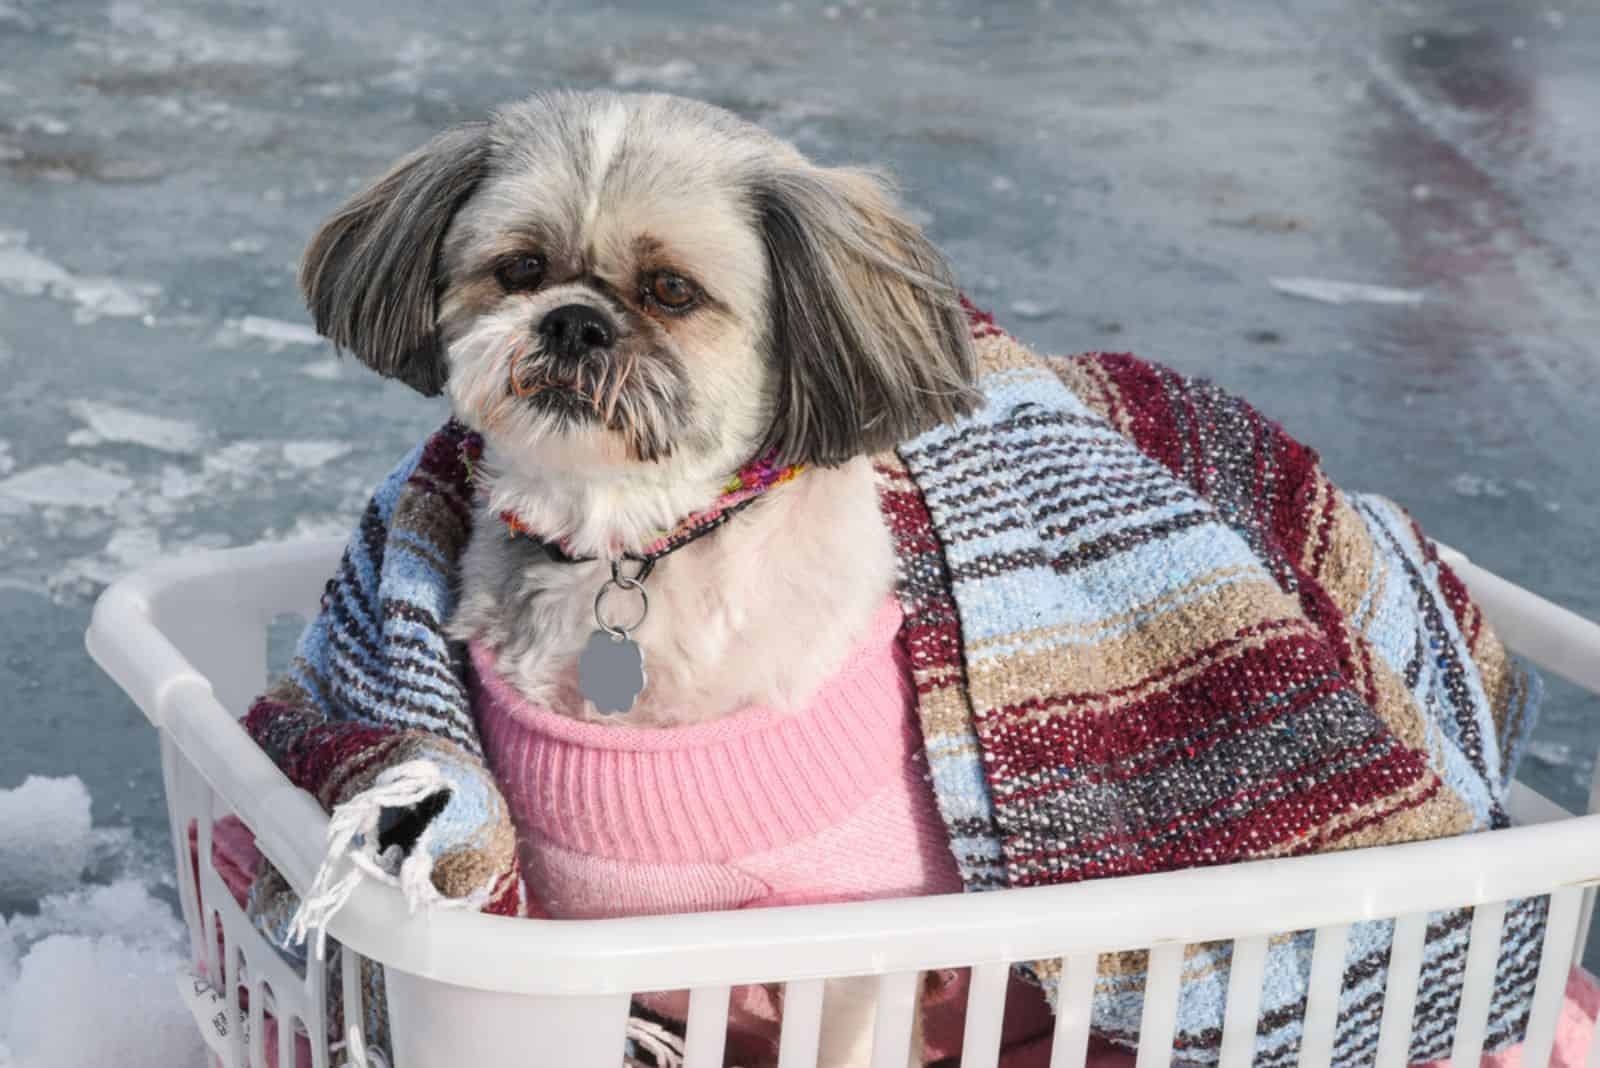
[1, 0, 1597, 1062]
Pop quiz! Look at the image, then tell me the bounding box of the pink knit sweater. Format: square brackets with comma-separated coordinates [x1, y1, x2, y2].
[468, 599, 963, 919]
[469, 601, 1068, 1063]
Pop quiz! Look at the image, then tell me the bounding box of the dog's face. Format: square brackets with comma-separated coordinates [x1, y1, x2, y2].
[300, 92, 979, 475]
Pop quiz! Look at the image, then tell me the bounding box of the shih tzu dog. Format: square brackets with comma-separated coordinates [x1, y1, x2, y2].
[301, 91, 979, 1066]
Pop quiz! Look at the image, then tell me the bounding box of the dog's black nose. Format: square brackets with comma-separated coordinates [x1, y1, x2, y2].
[539, 304, 614, 360]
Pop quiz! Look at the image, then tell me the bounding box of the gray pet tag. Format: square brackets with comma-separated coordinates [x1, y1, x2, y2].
[579, 630, 647, 714]
[580, 560, 651, 714]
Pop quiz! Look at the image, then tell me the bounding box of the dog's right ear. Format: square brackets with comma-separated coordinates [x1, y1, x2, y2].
[299, 122, 492, 396]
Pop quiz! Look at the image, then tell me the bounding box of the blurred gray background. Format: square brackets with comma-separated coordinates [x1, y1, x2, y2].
[1, 0, 1595, 949]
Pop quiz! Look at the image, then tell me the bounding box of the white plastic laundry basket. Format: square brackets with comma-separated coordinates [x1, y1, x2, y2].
[86, 536, 1600, 1068]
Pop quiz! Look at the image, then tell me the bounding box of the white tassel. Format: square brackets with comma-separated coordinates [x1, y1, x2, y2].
[287, 759, 452, 960]
[625, 1016, 687, 1068]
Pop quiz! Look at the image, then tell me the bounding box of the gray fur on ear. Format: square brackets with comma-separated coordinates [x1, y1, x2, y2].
[299, 123, 492, 396]
[754, 164, 980, 467]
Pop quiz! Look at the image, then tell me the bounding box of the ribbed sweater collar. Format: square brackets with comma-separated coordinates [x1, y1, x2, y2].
[468, 599, 914, 863]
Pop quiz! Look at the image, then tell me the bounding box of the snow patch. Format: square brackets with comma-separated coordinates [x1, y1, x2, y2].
[0, 442, 13, 477]
[611, 58, 701, 89]
[282, 441, 351, 470]
[49, 527, 230, 603]
[0, 777, 92, 914]
[0, 234, 160, 323]
[0, 776, 204, 1068]
[0, 245, 73, 296]
[100, 0, 299, 68]
[65, 276, 163, 324]
[2, 934, 205, 1067]
[1269, 277, 1424, 306]
[16, 114, 69, 136]
[157, 464, 204, 500]
[298, 358, 343, 380]
[263, 514, 351, 543]
[229, 315, 323, 348]
[1451, 473, 1508, 500]
[67, 401, 205, 454]
[1008, 299, 1058, 321]
[216, 315, 325, 352]
[1527, 741, 1573, 769]
[0, 461, 133, 509]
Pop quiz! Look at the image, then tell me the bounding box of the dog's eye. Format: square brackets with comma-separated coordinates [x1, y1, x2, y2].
[495, 254, 546, 292]
[647, 271, 698, 311]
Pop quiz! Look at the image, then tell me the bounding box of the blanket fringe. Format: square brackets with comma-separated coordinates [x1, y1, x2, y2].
[337, 1023, 391, 1068]
[287, 759, 488, 960]
[625, 1015, 687, 1068]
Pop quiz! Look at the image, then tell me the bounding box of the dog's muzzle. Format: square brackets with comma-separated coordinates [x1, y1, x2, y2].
[509, 304, 625, 418]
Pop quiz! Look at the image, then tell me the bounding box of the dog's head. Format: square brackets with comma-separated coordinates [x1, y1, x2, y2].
[301, 91, 979, 475]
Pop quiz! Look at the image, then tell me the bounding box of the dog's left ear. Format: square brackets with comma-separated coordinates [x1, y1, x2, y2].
[754, 163, 980, 467]
[299, 122, 492, 396]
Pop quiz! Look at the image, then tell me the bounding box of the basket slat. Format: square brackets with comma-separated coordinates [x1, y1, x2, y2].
[306, 949, 329, 1068]
[1135, 942, 1185, 1068]
[224, 944, 245, 1068]
[247, 979, 266, 1068]
[163, 735, 205, 966]
[870, 971, 921, 1067]
[1301, 923, 1352, 1068]
[1523, 888, 1584, 1068]
[1049, 954, 1097, 1068]
[777, 979, 825, 1068]
[1373, 912, 1429, 1068]
[684, 985, 732, 1068]
[960, 962, 1010, 1068]
[341, 944, 364, 1064]
[1452, 900, 1508, 1067]
[278, 1014, 295, 1068]
[1218, 934, 1269, 1068]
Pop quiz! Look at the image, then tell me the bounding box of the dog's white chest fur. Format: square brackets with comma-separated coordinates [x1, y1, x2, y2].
[451, 458, 897, 725]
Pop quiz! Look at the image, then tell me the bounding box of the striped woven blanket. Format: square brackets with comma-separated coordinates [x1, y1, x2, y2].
[244, 308, 1542, 1066]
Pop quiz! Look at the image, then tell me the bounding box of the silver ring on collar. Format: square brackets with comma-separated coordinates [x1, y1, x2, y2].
[594, 560, 650, 639]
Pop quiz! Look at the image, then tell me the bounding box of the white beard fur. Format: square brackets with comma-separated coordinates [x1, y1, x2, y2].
[450, 454, 897, 726]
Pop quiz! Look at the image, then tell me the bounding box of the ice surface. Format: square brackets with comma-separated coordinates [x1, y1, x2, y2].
[1269, 277, 1426, 306]
[0, 461, 133, 510]
[66, 401, 205, 455]
[0, 777, 91, 914]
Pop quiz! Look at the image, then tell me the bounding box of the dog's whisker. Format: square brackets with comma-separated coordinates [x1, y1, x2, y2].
[602, 350, 633, 426]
